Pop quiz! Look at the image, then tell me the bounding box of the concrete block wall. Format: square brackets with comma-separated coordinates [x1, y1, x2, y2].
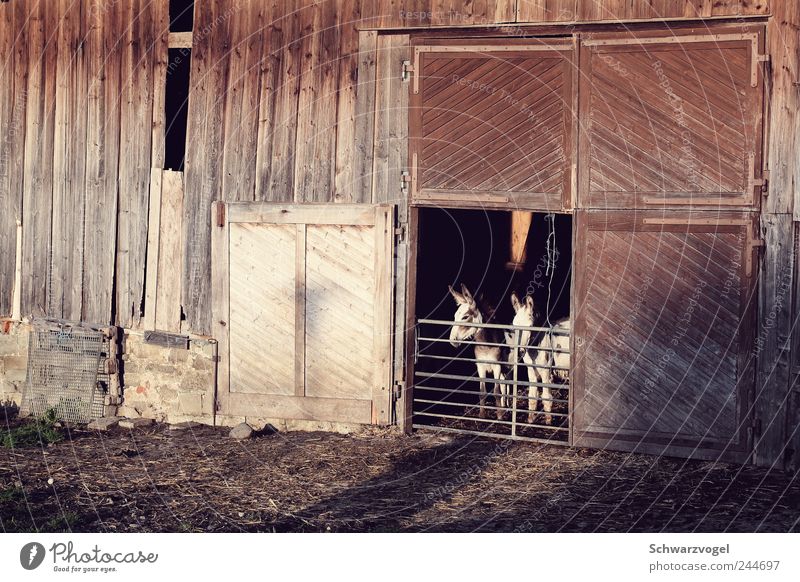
[0, 321, 29, 407]
[119, 332, 216, 425]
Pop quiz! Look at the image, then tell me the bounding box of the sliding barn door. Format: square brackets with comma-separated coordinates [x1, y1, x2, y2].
[572, 211, 759, 461]
[579, 27, 765, 209]
[212, 203, 395, 425]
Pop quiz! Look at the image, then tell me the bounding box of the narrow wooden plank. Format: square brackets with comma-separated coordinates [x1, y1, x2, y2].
[351, 30, 378, 203]
[294, 224, 306, 398]
[753, 213, 793, 468]
[210, 201, 229, 420]
[293, 0, 322, 202]
[333, 0, 360, 202]
[151, 0, 169, 170]
[50, 0, 87, 321]
[254, 2, 278, 200]
[154, 170, 185, 333]
[143, 168, 163, 331]
[227, 202, 378, 225]
[0, 0, 23, 316]
[22, 0, 58, 317]
[168, 31, 193, 49]
[268, 0, 301, 202]
[225, 393, 373, 424]
[372, 206, 394, 424]
[82, 0, 121, 324]
[116, 0, 156, 328]
[183, 0, 230, 334]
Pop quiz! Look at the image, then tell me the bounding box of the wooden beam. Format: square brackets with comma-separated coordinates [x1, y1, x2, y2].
[168, 31, 192, 49]
[507, 211, 532, 271]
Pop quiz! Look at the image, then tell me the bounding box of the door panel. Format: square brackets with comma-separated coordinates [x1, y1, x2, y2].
[579, 29, 765, 209]
[573, 210, 758, 461]
[213, 203, 396, 425]
[410, 41, 575, 211]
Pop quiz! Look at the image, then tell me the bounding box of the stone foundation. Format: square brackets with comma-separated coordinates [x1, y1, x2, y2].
[119, 332, 216, 425]
[0, 320, 29, 407]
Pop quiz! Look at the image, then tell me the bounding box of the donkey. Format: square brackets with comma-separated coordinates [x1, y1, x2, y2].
[448, 284, 508, 419]
[507, 292, 570, 425]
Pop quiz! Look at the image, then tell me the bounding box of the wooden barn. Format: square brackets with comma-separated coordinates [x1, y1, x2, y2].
[0, 0, 798, 471]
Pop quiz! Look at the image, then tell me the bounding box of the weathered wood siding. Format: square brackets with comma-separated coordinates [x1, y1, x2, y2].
[0, 0, 166, 325]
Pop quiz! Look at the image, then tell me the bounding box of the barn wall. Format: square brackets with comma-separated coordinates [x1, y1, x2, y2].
[3, 0, 799, 466]
[0, 0, 167, 327]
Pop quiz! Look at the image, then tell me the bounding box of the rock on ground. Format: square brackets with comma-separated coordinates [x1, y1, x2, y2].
[119, 418, 155, 429]
[87, 417, 121, 431]
[229, 423, 253, 440]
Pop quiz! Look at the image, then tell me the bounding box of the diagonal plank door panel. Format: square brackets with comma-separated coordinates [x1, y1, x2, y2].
[573, 210, 757, 462]
[213, 203, 395, 425]
[579, 30, 765, 209]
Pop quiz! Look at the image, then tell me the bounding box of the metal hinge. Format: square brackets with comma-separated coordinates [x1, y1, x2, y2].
[392, 381, 404, 401]
[401, 60, 415, 83]
[400, 170, 412, 195]
[395, 225, 406, 243]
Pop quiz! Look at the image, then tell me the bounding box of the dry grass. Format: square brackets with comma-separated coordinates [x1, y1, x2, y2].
[1, 415, 798, 533]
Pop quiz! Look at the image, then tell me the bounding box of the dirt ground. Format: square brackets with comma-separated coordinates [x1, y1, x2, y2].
[1, 415, 798, 533]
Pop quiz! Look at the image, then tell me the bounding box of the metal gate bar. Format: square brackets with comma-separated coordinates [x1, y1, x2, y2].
[412, 318, 571, 444]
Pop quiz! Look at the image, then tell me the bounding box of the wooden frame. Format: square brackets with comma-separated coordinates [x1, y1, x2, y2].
[572, 209, 758, 463]
[212, 202, 396, 426]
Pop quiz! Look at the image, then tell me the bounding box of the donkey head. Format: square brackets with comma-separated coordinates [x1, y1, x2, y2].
[448, 283, 482, 347]
[508, 292, 538, 348]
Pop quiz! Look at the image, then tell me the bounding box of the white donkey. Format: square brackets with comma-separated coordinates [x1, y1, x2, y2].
[507, 293, 570, 425]
[448, 284, 508, 419]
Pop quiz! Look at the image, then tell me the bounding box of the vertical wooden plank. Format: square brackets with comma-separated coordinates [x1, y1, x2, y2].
[294, 223, 306, 398]
[293, 0, 322, 202]
[351, 30, 378, 204]
[0, 0, 22, 316]
[82, 0, 121, 325]
[210, 201, 229, 419]
[373, 34, 410, 206]
[333, 0, 361, 202]
[22, 0, 58, 318]
[254, 2, 278, 200]
[183, 0, 230, 334]
[50, 0, 88, 321]
[221, 2, 261, 202]
[372, 206, 394, 425]
[754, 213, 793, 468]
[116, 0, 156, 328]
[155, 170, 185, 332]
[268, 0, 301, 202]
[151, 0, 169, 170]
[143, 168, 163, 330]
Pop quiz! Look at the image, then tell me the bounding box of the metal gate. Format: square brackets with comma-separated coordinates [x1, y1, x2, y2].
[412, 318, 571, 444]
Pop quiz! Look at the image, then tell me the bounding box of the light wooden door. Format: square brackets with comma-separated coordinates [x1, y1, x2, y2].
[572, 210, 759, 462]
[212, 203, 396, 425]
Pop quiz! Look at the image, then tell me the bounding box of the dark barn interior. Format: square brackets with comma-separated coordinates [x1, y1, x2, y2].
[412, 208, 572, 439]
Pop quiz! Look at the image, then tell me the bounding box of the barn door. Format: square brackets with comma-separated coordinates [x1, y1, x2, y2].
[579, 27, 765, 209]
[408, 38, 576, 211]
[572, 210, 759, 462]
[212, 203, 396, 425]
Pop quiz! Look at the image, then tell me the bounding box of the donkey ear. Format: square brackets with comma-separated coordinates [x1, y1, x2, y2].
[511, 292, 521, 312]
[460, 283, 475, 304]
[525, 295, 535, 309]
[448, 285, 466, 304]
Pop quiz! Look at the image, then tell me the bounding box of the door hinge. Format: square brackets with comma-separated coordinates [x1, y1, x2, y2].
[400, 170, 412, 195]
[395, 225, 406, 243]
[401, 60, 415, 83]
[392, 381, 405, 401]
